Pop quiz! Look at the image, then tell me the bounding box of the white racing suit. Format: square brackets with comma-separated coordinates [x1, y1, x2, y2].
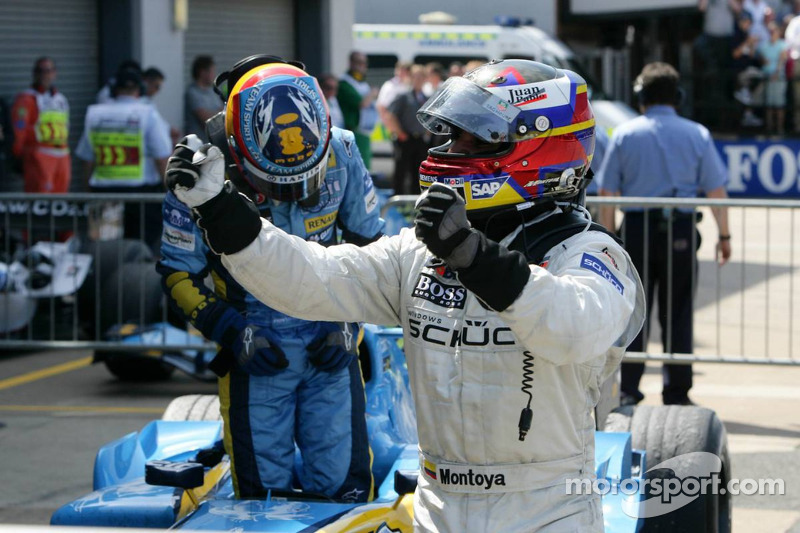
[213, 218, 644, 532]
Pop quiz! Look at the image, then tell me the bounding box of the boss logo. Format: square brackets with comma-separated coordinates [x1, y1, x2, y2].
[412, 274, 466, 309]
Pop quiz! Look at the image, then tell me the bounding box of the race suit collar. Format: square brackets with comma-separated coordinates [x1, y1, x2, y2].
[644, 105, 677, 117]
[348, 70, 365, 82]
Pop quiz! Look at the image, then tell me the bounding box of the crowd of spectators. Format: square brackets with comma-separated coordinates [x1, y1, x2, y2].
[697, 0, 800, 133]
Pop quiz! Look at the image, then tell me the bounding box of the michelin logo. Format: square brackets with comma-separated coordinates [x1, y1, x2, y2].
[581, 253, 623, 295]
[470, 177, 507, 200]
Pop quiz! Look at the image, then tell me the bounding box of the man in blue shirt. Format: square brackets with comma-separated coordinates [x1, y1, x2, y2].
[597, 62, 732, 406]
[158, 56, 383, 500]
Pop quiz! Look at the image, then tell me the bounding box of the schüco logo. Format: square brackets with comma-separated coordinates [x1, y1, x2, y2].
[412, 274, 466, 309]
[470, 177, 507, 200]
[580, 253, 623, 295]
[408, 317, 516, 347]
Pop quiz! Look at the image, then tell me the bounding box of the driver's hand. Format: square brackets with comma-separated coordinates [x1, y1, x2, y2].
[165, 134, 225, 208]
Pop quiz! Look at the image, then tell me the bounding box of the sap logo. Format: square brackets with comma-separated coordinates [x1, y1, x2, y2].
[581, 253, 623, 294]
[412, 274, 467, 308]
[470, 178, 506, 200]
[408, 317, 516, 347]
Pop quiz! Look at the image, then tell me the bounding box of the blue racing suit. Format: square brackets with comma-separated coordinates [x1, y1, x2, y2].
[157, 127, 384, 500]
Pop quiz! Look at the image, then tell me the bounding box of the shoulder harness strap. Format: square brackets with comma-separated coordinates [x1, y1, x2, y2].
[511, 210, 622, 265]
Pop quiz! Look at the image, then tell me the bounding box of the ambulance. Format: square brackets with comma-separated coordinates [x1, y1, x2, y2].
[353, 19, 636, 147]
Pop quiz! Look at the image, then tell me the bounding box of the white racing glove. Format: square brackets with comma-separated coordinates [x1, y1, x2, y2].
[165, 134, 226, 208]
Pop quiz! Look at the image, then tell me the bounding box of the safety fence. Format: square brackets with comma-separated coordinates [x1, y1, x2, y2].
[0, 193, 799, 367]
[382, 195, 800, 366]
[0, 192, 213, 356]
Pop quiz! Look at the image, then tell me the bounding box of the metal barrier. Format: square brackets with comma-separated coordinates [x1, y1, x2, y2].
[382, 194, 800, 366]
[2, 192, 799, 367]
[0, 192, 213, 353]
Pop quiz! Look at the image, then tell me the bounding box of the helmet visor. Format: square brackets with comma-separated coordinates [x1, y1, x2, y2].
[242, 145, 330, 202]
[417, 76, 521, 144]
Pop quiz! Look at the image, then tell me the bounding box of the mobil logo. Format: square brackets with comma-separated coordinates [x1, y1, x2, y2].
[718, 139, 800, 197]
[470, 176, 508, 200]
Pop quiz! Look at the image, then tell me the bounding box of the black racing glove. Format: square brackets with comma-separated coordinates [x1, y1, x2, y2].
[231, 325, 289, 376]
[307, 323, 358, 373]
[416, 183, 532, 312]
[414, 183, 480, 270]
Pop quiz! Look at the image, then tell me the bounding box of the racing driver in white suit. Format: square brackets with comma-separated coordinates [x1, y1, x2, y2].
[166, 59, 645, 532]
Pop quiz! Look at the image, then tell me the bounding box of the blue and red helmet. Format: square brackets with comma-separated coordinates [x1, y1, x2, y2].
[225, 62, 331, 202]
[417, 59, 595, 217]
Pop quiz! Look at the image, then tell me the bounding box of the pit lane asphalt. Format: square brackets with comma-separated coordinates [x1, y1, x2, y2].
[0, 348, 216, 525]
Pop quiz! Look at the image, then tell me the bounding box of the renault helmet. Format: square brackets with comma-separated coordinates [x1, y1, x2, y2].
[224, 59, 331, 201]
[417, 59, 595, 218]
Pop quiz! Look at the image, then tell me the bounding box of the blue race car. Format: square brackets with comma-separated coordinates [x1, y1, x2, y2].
[51, 322, 730, 532]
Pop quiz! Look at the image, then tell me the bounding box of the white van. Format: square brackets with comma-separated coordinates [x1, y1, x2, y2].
[353, 21, 636, 144]
[354, 22, 584, 81]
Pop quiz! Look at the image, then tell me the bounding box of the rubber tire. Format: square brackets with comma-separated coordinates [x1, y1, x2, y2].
[78, 239, 155, 336]
[604, 405, 732, 533]
[162, 394, 221, 421]
[103, 356, 175, 381]
[97, 262, 164, 335]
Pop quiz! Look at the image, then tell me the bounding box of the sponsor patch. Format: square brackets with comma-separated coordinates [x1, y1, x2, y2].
[406, 310, 517, 348]
[364, 187, 378, 213]
[601, 247, 619, 269]
[508, 86, 547, 106]
[342, 137, 353, 158]
[162, 224, 195, 251]
[167, 208, 192, 230]
[304, 210, 338, 234]
[442, 177, 464, 187]
[581, 253, 623, 294]
[470, 177, 507, 200]
[412, 273, 466, 309]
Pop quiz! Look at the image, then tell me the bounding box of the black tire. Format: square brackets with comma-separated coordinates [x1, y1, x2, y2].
[97, 262, 164, 335]
[162, 394, 221, 421]
[78, 239, 155, 335]
[103, 355, 175, 381]
[605, 405, 732, 533]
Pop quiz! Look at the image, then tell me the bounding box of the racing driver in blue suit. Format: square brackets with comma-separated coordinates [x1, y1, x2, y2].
[157, 55, 383, 501]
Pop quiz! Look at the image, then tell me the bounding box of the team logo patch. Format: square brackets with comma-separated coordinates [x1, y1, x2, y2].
[412, 273, 466, 309]
[470, 176, 507, 200]
[581, 253, 623, 294]
[304, 210, 337, 234]
[162, 225, 195, 251]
